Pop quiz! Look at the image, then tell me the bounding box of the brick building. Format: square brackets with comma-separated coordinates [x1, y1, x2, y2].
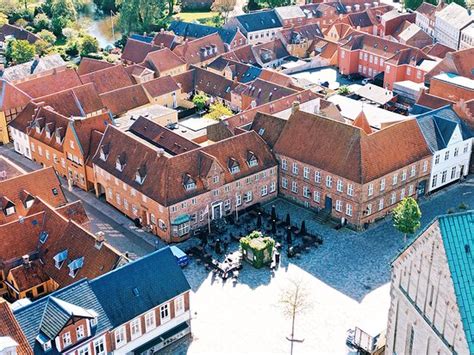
[338, 32, 437, 90]
[273, 109, 432, 228]
[10, 103, 113, 191]
[4, 247, 190, 354]
[385, 211, 473, 355]
[92, 121, 278, 242]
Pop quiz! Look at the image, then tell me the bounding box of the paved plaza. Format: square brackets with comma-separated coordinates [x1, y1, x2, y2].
[164, 178, 474, 354]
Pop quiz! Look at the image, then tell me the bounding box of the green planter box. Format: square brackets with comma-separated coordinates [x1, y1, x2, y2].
[240, 231, 275, 269]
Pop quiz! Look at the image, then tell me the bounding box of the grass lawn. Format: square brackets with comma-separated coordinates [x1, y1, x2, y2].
[174, 11, 219, 23]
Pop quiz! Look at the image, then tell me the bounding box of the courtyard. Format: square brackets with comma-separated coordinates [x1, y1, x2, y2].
[162, 177, 474, 354]
[290, 66, 355, 90]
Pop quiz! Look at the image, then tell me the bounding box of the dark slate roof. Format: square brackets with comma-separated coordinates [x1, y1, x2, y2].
[234, 10, 283, 32]
[416, 105, 474, 152]
[169, 21, 237, 44]
[130, 34, 154, 43]
[438, 211, 474, 355]
[13, 279, 112, 354]
[240, 66, 262, 83]
[90, 247, 190, 327]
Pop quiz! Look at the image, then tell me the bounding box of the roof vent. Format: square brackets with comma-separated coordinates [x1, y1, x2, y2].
[465, 244, 471, 254]
[132, 287, 140, 297]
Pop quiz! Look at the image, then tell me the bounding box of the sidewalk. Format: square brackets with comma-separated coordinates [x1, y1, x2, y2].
[0, 145, 166, 252]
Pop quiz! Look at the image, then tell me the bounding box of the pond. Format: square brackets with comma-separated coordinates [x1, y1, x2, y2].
[82, 15, 121, 48]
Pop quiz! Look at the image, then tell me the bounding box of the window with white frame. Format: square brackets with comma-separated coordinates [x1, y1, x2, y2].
[434, 155, 440, 164]
[444, 151, 449, 160]
[400, 188, 405, 199]
[175, 295, 185, 315]
[408, 185, 414, 195]
[160, 304, 170, 323]
[94, 338, 106, 355]
[291, 181, 298, 193]
[130, 318, 141, 340]
[401, 170, 407, 181]
[326, 175, 332, 188]
[145, 311, 156, 332]
[76, 324, 85, 340]
[380, 178, 385, 191]
[303, 167, 309, 179]
[62, 332, 72, 347]
[236, 194, 242, 206]
[451, 166, 457, 179]
[441, 170, 447, 183]
[224, 199, 231, 210]
[270, 181, 276, 193]
[378, 198, 384, 211]
[345, 203, 352, 216]
[454, 147, 459, 157]
[392, 174, 398, 185]
[282, 177, 288, 189]
[335, 200, 342, 212]
[303, 186, 310, 198]
[315, 171, 321, 183]
[368, 183, 374, 196]
[410, 165, 416, 177]
[78, 346, 89, 355]
[292, 163, 298, 175]
[213, 175, 219, 183]
[281, 159, 287, 170]
[346, 184, 354, 196]
[463, 144, 468, 153]
[366, 203, 372, 215]
[115, 326, 126, 347]
[261, 185, 268, 196]
[390, 192, 396, 205]
[313, 191, 320, 203]
[244, 191, 253, 203]
[336, 179, 343, 192]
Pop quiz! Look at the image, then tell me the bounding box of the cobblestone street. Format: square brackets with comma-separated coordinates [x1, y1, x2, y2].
[163, 177, 474, 354]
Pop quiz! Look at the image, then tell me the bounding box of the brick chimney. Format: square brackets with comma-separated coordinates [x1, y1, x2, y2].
[291, 100, 300, 113]
[95, 232, 105, 249]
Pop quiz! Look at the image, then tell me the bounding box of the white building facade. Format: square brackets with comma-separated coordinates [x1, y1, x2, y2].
[434, 3, 473, 49]
[385, 213, 473, 355]
[9, 126, 32, 160]
[459, 22, 474, 49]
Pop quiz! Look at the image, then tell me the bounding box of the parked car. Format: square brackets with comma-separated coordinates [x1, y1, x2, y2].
[362, 78, 374, 85]
[170, 246, 189, 267]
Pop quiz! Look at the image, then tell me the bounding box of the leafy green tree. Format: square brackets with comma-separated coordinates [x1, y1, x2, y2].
[263, 0, 291, 8]
[38, 29, 56, 44]
[15, 18, 28, 28]
[116, 0, 166, 34]
[192, 93, 209, 112]
[80, 34, 99, 56]
[6, 39, 36, 64]
[0, 12, 8, 26]
[393, 197, 422, 243]
[211, 0, 234, 24]
[337, 85, 350, 95]
[403, 0, 424, 10]
[205, 101, 232, 120]
[34, 39, 51, 55]
[65, 37, 80, 56]
[50, 0, 77, 36]
[93, 0, 117, 13]
[33, 13, 51, 30]
[446, 0, 467, 7]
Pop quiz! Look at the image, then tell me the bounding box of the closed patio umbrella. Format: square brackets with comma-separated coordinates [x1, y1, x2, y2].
[271, 219, 277, 234]
[286, 227, 292, 245]
[271, 205, 277, 220]
[285, 213, 291, 226]
[257, 212, 262, 228]
[300, 220, 306, 236]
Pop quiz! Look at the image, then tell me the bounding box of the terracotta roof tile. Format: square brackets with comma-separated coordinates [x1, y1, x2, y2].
[273, 110, 431, 183]
[143, 48, 186, 75]
[76, 57, 114, 76]
[33, 83, 105, 117]
[250, 112, 287, 148]
[141, 75, 180, 98]
[173, 33, 226, 65]
[0, 167, 66, 225]
[0, 156, 25, 181]
[121, 38, 162, 64]
[0, 301, 32, 355]
[15, 69, 82, 98]
[352, 110, 373, 134]
[9, 260, 51, 292]
[99, 84, 150, 116]
[55, 200, 89, 226]
[0, 79, 31, 111]
[152, 32, 178, 49]
[79, 65, 134, 94]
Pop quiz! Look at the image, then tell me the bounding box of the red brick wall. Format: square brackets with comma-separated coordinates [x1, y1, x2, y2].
[57, 318, 89, 351]
[430, 78, 474, 102]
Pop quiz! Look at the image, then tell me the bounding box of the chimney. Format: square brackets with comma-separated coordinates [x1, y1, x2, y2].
[22, 254, 30, 267]
[160, 28, 164, 33]
[314, 98, 321, 114]
[291, 100, 300, 113]
[157, 148, 165, 157]
[95, 232, 105, 249]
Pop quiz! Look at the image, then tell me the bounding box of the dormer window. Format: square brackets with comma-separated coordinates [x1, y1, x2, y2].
[46, 129, 51, 139]
[39, 231, 49, 244]
[55, 133, 61, 145]
[36, 334, 52, 352]
[99, 145, 109, 161]
[54, 249, 68, 269]
[247, 151, 258, 167]
[183, 174, 196, 191]
[4, 205, 15, 216]
[24, 195, 34, 209]
[135, 166, 146, 185]
[35, 124, 41, 134]
[68, 256, 84, 278]
[116, 155, 126, 172]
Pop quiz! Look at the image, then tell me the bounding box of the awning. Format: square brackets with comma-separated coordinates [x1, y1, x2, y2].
[171, 214, 190, 225]
[132, 322, 190, 354]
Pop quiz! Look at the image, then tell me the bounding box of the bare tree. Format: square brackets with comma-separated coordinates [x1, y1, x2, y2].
[279, 278, 312, 355]
[211, 0, 236, 24]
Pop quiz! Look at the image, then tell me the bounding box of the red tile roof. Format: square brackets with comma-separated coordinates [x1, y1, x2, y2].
[33, 83, 105, 117]
[76, 57, 114, 76]
[425, 47, 474, 81]
[141, 75, 181, 98]
[0, 167, 66, 225]
[173, 33, 226, 65]
[234, 78, 297, 109]
[152, 32, 179, 49]
[0, 156, 25, 181]
[274, 110, 431, 183]
[0, 301, 32, 355]
[15, 69, 82, 98]
[352, 110, 372, 134]
[99, 84, 150, 116]
[0, 79, 31, 111]
[121, 38, 162, 64]
[79, 65, 134, 94]
[143, 48, 186, 75]
[9, 260, 51, 292]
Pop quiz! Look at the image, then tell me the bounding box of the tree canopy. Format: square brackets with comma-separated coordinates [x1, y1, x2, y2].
[393, 197, 422, 243]
[116, 0, 167, 34]
[50, 0, 77, 36]
[205, 102, 233, 120]
[80, 34, 99, 56]
[192, 93, 209, 112]
[6, 39, 36, 64]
